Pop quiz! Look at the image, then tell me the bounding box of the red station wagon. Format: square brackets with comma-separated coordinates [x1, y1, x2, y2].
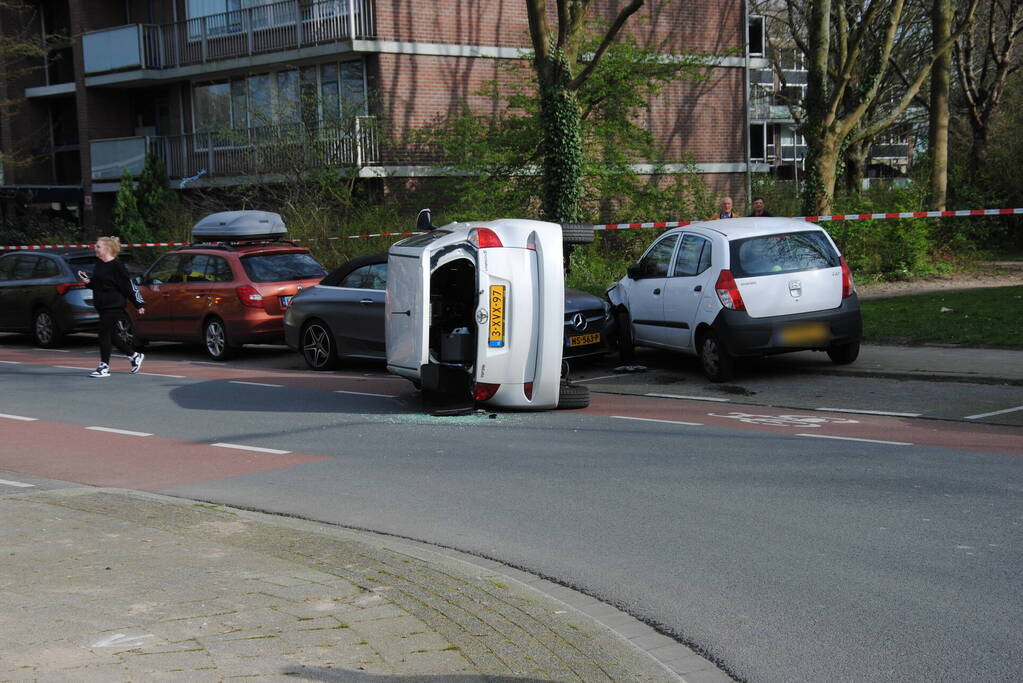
[127, 211, 326, 359]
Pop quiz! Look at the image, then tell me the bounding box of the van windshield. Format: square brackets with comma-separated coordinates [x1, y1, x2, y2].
[729, 231, 839, 278]
[241, 252, 326, 282]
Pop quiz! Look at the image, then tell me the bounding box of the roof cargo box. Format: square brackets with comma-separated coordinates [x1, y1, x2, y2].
[192, 211, 287, 242]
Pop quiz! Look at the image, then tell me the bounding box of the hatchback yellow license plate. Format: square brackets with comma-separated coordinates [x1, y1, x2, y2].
[488, 285, 505, 347]
[568, 332, 601, 347]
[779, 322, 829, 346]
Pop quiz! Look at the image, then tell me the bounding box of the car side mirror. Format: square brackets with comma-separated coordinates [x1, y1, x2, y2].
[627, 263, 642, 280]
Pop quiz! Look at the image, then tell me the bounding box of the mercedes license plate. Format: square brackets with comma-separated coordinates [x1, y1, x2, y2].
[568, 332, 601, 347]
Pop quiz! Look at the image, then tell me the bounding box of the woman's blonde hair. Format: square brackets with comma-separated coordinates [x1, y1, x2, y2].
[97, 236, 122, 256]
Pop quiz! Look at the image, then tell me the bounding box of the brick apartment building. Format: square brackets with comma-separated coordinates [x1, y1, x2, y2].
[0, 0, 750, 230]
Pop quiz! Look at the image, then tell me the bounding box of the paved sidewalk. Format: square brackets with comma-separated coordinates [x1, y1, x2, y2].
[1, 488, 727, 683]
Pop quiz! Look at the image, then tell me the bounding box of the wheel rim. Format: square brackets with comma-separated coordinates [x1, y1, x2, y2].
[702, 338, 720, 376]
[205, 321, 225, 358]
[302, 323, 331, 368]
[115, 318, 133, 347]
[34, 311, 54, 345]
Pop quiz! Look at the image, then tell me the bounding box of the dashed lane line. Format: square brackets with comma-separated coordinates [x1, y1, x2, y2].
[610, 415, 704, 427]
[817, 407, 923, 417]
[335, 390, 400, 399]
[0, 479, 34, 488]
[796, 433, 912, 446]
[31, 348, 69, 352]
[229, 380, 284, 388]
[645, 393, 731, 402]
[574, 374, 631, 383]
[85, 426, 153, 437]
[0, 360, 21, 364]
[0, 413, 38, 421]
[141, 372, 187, 378]
[964, 405, 1023, 420]
[54, 365, 94, 371]
[211, 442, 291, 455]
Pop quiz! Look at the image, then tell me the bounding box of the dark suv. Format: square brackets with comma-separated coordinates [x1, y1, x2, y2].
[0, 249, 124, 347]
[128, 242, 326, 359]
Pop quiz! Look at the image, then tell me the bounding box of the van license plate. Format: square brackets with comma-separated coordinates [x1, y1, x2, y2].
[280, 295, 292, 308]
[568, 332, 601, 347]
[488, 285, 505, 347]
[779, 322, 828, 346]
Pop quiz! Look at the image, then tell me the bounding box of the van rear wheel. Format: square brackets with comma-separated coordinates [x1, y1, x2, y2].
[560, 222, 595, 245]
[558, 383, 590, 409]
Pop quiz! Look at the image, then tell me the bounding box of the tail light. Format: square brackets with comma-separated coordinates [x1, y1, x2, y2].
[469, 228, 503, 248]
[714, 269, 746, 311]
[473, 382, 500, 401]
[526, 233, 537, 251]
[840, 256, 855, 298]
[55, 282, 86, 295]
[523, 382, 534, 400]
[236, 284, 264, 308]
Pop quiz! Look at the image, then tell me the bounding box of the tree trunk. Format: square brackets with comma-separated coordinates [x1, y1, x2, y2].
[968, 121, 989, 174]
[842, 139, 870, 195]
[800, 0, 832, 216]
[804, 137, 841, 216]
[538, 52, 583, 223]
[929, 0, 953, 210]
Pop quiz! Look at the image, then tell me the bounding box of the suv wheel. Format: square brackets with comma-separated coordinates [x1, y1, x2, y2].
[827, 340, 860, 365]
[203, 316, 235, 360]
[615, 309, 635, 362]
[301, 320, 339, 371]
[699, 330, 735, 382]
[32, 308, 63, 348]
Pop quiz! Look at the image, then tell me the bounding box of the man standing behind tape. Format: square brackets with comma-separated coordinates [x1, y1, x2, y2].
[712, 196, 736, 219]
[78, 236, 146, 378]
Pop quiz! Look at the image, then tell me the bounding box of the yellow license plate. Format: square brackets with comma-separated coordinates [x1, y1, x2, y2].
[780, 322, 829, 346]
[568, 332, 601, 347]
[488, 285, 505, 347]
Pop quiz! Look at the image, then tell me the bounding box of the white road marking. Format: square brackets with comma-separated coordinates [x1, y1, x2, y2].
[0, 478, 34, 488]
[796, 433, 912, 446]
[141, 372, 187, 378]
[55, 365, 94, 370]
[229, 380, 283, 388]
[86, 426, 153, 437]
[611, 415, 704, 427]
[32, 348, 69, 352]
[0, 360, 21, 364]
[190, 361, 223, 365]
[0, 413, 38, 421]
[574, 374, 630, 383]
[817, 407, 922, 417]
[90, 633, 155, 648]
[646, 393, 731, 402]
[211, 442, 291, 455]
[335, 390, 400, 398]
[964, 405, 1023, 420]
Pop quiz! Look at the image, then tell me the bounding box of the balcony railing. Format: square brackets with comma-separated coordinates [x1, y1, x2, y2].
[85, 0, 374, 74]
[91, 118, 380, 182]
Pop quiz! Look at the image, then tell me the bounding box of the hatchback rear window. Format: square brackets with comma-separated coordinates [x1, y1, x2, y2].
[729, 231, 839, 278]
[240, 252, 326, 283]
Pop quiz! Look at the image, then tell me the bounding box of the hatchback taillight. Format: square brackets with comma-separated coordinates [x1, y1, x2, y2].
[469, 228, 503, 249]
[236, 284, 264, 308]
[55, 282, 85, 296]
[523, 382, 534, 400]
[714, 269, 746, 311]
[840, 256, 855, 298]
[474, 382, 500, 401]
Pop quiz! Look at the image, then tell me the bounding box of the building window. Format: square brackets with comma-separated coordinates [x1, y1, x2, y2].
[748, 15, 764, 56]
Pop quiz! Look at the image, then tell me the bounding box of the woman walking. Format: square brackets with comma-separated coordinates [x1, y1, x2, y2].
[79, 236, 146, 378]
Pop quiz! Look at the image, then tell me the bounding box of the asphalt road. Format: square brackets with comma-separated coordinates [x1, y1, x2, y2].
[1, 336, 1021, 682]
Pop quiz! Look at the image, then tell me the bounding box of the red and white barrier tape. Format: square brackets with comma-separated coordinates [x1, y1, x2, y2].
[2, 207, 1020, 250]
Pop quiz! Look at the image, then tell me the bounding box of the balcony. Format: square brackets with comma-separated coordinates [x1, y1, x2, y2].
[91, 118, 380, 184]
[83, 0, 374, 78]
[750, 103, 797, 121]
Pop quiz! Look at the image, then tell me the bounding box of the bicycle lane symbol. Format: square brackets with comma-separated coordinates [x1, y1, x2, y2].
[706, 412, 861, 428]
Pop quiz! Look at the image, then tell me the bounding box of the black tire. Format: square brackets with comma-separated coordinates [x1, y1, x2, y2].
[32, 308, 63, 348]
[699, 330, 735, 382]
[615, 308, 635, 362]
[560, 222, 595, 245]
[301, 320, 339, 371]
[114, 315, 135, 350]
[557, 382, 590, 409]
[202, 316, 235, 360]
[827, 340, 860, 365]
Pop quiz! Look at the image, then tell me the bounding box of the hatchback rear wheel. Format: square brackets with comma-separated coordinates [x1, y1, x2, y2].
[301, 320, 339, 371]
[827, 340, 860, 365]
[203, 316, 235, 360]
[32, 308, 63, 348]
[699, 330, 735, 382]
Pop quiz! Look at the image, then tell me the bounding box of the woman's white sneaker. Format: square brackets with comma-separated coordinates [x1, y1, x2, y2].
[130, 352, 145, 374]
[90, 363, 110, 378]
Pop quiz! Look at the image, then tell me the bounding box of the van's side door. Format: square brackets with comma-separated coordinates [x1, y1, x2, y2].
[385, 252, 428, 375]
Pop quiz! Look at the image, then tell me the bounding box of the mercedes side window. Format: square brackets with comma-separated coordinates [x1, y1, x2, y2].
[637, 234, 679, 278]
[341, 263, 387, 290]
[672, 235, 712, 277]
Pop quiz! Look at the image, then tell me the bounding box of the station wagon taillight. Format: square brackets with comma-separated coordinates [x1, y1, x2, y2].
[715, 269, 746, 311]
[840, 256, 855, 298]
[236, 284, 264, 308]
[469, 228, 503, 249]
[55, 282, 85, 295]
[474, 382, 500, 401]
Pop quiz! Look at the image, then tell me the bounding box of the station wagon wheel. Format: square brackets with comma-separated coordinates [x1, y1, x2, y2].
[699, 330, 735, 382]
[827, 340, 860, 365]
[203, 316, 234, 360]
[32, 307, 63, 348]
[301, 320, 339, 371]
[114, 316, 135, 350]
[615, 309, 635, 362]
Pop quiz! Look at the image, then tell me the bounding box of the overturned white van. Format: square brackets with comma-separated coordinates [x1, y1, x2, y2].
[386, 212, 592, 413]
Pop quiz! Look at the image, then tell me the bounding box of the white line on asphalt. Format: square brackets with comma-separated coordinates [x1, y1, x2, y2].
[55, 365, 93, 371]
[141, 372, 187, 378]
[574, 374, 630, 383]
[817, 407, 922, 417]
[335, 390, 400, 398]
[229, 380, 283, 388]
[796, 433, 912, 446]
[0, 360, 21, 364]
[190, 361, 224, 365]
[0, 478, 34, 488]
[611, 415, 704, 427]
[86, 426, 153, 437]
[211, 442, 291, 455]
[0, 413, 38, 421]
[645, 393, 731, 402]
[963, 405, 1023, 420]
[32, 348, 69, 352]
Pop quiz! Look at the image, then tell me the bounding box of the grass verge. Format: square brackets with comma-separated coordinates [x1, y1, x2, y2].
[861, 286, 1023, 348]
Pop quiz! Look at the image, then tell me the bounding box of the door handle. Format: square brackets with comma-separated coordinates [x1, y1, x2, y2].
[359, 298, 374, 305]
[391, 310, 410, 316]
[694, 285, 702, 292]
[653, 288, 661, 295]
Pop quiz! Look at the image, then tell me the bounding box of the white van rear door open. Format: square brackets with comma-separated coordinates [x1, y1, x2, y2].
[385, 252, 428, 375]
